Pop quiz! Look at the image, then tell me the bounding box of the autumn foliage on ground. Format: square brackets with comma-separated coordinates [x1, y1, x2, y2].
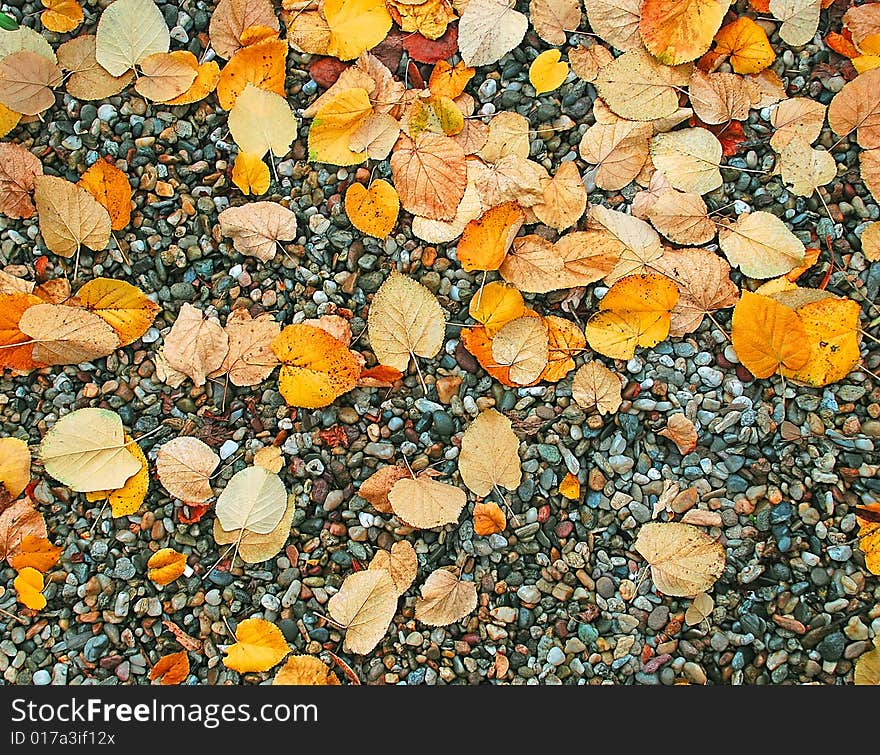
[0, 0, 879, 685]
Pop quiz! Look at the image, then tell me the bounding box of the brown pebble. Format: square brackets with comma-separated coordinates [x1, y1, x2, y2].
[435, 375, 462, 404]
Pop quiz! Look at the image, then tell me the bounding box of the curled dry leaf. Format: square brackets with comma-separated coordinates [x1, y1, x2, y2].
[0, 498, 47, 564]
[415, 568, 478, 626]
[473, 501, 507, 536]
[685, 592, 715, 625]
[0, 437, 30, 498]
[273, 655, 340, 686]
[572, 361, 622, 415]
[328, 569, 398, 654]
[95, 0, 170, 77]
[75, 278, 159, 347]
[39, 407, 141, 493]
[163, 303, 229, 387]
[492, 315, 549, 385]
[456, 201, 525, 272]
[718, 211, 805, 279]
[215, 308, 280, 387]
[0, 142, 42, 219]
[388, 476, 467, 529]
[209, 0, 279, 59]
[147, 547, 187, 586]
[367, 272, 445, 372]
[150, 651, 190, 685]
[156, 436, 220, 503]
[359, 465, 410, 514]
[659, 414, 699, 454]
[57, 35, 135, 101]
[218, 201, 298, 262]
[214, 494, 296, 563]
[18, 303, 118, 366]
[271, 324, 359, 408]
[634, 521, 726, 597]
[215, 465, 287, 535]
[390, 133, 467, 221]
[223, 617, 290, 673]
[368, 540, 418, 595]
[33, 175, 112, 258]
[731, 291, 811, 378]
[458, 409, 522, 497]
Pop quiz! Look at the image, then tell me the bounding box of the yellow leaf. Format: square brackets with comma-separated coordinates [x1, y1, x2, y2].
[163, 54, 220, 106]
[308, 88, 372, 166]
[75, 277, 159, 347]
[271, 324, 360, 408]
[8, 536, 61, 572]
[232, 151, 270, 195]
[404, 94, 464, 138]
[147, 547, 187, 586]
[388, 0, 456, 40]
[473, 501, 506, 536]
[469, 281, 525, 337]
[718, 211, 806, 279]
[529, 49, 569, 95]
[273, 655, 340, 685]
[94, 0, 169, 77]
[730, 291, 811, 378]
[216, 36, 287, 110]
[40, 0, 84, 33]
[458, 408, 521, 497]
[456, 201, 525, 272]
[777, 138, 837, 197]
[585, 274, 679, 360]
[84, 433, 149, 517]
[345, 180, 399, 239]
[559, 472, 580, 500]
[634, 522, 726, 597]
[14, 567, 46, 610]
[228, 84, 298, 158]
[650, 128, 722, 195]
[780, 297, 861, 387]
[0, 437, 30, 498]
[223, 617, 290, 672]
[0, 102, 21, 138]
[639, 0, 730, 65]
[712, 17, 775, 74]
[324, 0, 392, 61]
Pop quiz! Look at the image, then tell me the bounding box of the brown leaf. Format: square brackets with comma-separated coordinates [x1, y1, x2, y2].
[156, 436, 220, 503]
[390, 133, 467, 221]
[57, 35, 134, 101]
[163, 303, 230, 387]
[0, 498, 47, 564]
[659, 413, 698, 454]
[134, 52, 197, 102]
[368, 540, 418, 595]
[210, 0, 279, 59]
[415, 568, 478, 626]
[327, 569, 398, 654]
[0, 143, 43, 220]
[359, 465, 410, 514]
[388, 476, 466, 529]
[572, 361, 622, 415]
[688, 70, 758, 125]
[0, 50, 62, 115]
[33, 175, 112, 259]
[214, 308, 280, 387]
[18, 303, 119, 365]
[646, 190, 716, 246]
[579, 116, 652, 191]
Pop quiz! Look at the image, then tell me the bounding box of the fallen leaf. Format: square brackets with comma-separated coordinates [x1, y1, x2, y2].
[273, 655, 340, 685]
[327, 569, 398, 654]
[323, 0, 392, 61]
[156, 436, 220, 503]
[572, 361, 622, 415]
[456, 202, 525, 272]
[634, 521, 726, 597]
[0, 292, 45, 372]
[579, 117, 652, 191]
[345, 180, 399, 239]
[458, 0, 528, 67]
[473, 501, 506, 536]
[0, 498, 47, 564]
[827, 68, 880, 149]
[39, 408, 141, 493]
[541, 314, 585, 382]
[415, 568, 478, 626]
[688, 70, 758, 125]
[75, 277, 159, 347]
[223, 617, 289, 672]
[0, 51, 62, 115]
[777, 139, 836, 196]
[569, 43, 615, 82]
[469, 281, 526, 337]
[8, 535, 61, 572]
[458, 409, 521, 497]
[213, 493, 296, 563]
[532, 160, 587, 231]
[390, 133, 467, 221]
[14, 566, 46, 610]
[712, 17, 775, 74]
[359, 466, 410, 514]
[389, 476, 467, 528]
[429, 60, 475, 99]
[150, 651, 190, 685]
[77, 159, 132, 231]
[209, 0, 279, 59]
[530, 0, 580, 45]
[529, 49, 569, 95]
[769, 0, 820, 47]
[368, 540, 418, 595]
[215, 308, 280, 387]
[18, 303, 119, 365]
[95, 0, 170, 77]
[228, 84, 298, 158]
[232, 151, 270, 195]
[478, 111, 530, 164]
[0, 438, 30, 498]
[349, 113, 401, 160]
[40, 0, 83, 33]
[215, 465, 286, 535]
[769, 97, 826, 152]
[85, 433, 150, 517]
[163, 303, 229, 387]
[147, 548, 187, 586]
[589, 205, 663, 283]
[647, 190, 716, 245]
[218, 201, 297, 262]
[857, 504, 880, 577]
[559, 472, 580, 500]
[271, 323, 360, 408]
[57, 35, 134, 100]
[0, 142, 42, 219]
[388, 0, 455, 41]
[862, 221, 880, 261]
[730, 291, 811, 378]
[659, 414, 699, 454]
[367, 272, 445, 372]
[650, 128, 722, 195]
[33, 175, 111, 258]
[163, 54, 220, 106]
[582, 0, 642, 52]
[492, 315, 549, 385]
[855, 639, 880, 685]
[639, 0, 729, 65]
[134, 51, 197, 102]
[718, 211, 806, 278]
[685, 592, 715, 625]
[253, 446, 283, 474]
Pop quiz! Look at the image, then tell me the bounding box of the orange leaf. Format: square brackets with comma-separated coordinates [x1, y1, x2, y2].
[639, 0, 729, 65]
[826, 30, 861, 59]
[473, 501, 506, 536]
[0, 292, 45, 372]
[731, 291, 811, 379]
[712, 17, 775, 74]
[216, 37, 287, 110]
[164, 53, 221, 106]
[345, 179, 399, 239]
[78, 159, 132, 231]
[456, 201, 525, 272]
[8, 535, 61, 572]
[40, 0, 83, 33]
[149, 651, 190, 685]
[559, 472, 580, 500]
[359, 364, 404, 387]
[14, 566, 46, 610]
[147, 548, 187, 586]
[428, 60, 475, 99]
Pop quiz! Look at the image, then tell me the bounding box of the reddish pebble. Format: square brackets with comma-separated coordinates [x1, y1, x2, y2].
[555, 521, 574, 539]
[537, 505, 551, 523]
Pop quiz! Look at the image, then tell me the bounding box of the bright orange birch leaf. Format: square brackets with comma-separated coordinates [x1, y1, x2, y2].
[541, 315, 585, 382]
[730, 291, 811, 378]
[429, 60, 475, 99]
[75, 278, 160, 347]
[0, 292, 45, 372]
[147, 548, 187, 586]
[457, 201, 525, 271]
[216, 36, 287, 110]
[78, 159, 132, 231]
[14, 566, 46, 610]
[559, 472, 580, 500]
[639, 0, 730, 65]
[473, 501, 506, 536]
[345, 180, 399, 239]
[9, 536, 62, 572]
[40, 0, 84, 33]
[150, 651, 190, 685]
[712, 17, 775, 74]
